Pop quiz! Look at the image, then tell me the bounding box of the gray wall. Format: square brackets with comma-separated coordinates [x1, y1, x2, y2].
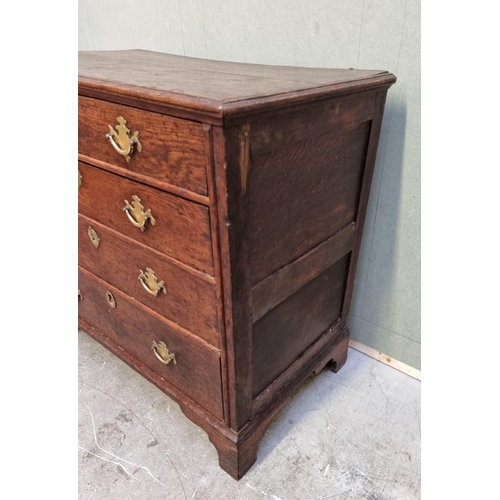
[79, 0, 421, 369]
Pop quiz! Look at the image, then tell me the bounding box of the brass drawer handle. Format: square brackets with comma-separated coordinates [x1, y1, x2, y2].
[106, 116, 142, 162]
[138, 268, 167, 297]
[78, 170, 82, 189]
[123, 195, 155, 231]
[78, 289, 83, 301]
[152, 341, 177, 365]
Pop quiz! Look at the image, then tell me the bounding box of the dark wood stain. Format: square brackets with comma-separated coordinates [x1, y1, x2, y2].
[203, 124, 231, 424]
[78, 49, 395, 480]
[252, 223, 355, 322]
[78, 267, 223, 419]
[250, 92, 376, 157]
[253, 323, 349, 414]
[252, 255, 350, 398]
[212, 124, 254, 430]
[248, 122, 370, 285]
[341, 92, 389, 326]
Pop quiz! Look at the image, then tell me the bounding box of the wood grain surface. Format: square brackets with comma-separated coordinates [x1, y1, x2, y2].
[341, 92, 388, 325]
[79, 95, 207, 195]
[252, 322, 348, 414]
[79, 50, 396, 120]
[204, 124, 232, 424]
[78, 162, 214, 274]
[78, 50, 396, 480]
[78, 267, 223, 419]
[252, 256, 350, 398]
[251, 223, 355, 322]
[78, 214, 219, 346]
[212, 125, 254, 430]
[249, 92, 375, 157]
[248, 121, 370, 285]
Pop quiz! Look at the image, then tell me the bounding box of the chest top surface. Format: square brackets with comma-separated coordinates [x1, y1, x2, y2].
[78, 50, 396, 118]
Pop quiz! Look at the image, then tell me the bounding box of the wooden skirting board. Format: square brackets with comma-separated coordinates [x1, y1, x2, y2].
[348, 339, 421, 381]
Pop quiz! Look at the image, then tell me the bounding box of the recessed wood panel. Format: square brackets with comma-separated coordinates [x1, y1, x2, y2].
[251, 223, 355, 322]
[252, 255, 350, 398]
[248, 122, 370, 285]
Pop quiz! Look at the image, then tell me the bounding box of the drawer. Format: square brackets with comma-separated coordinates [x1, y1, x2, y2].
[79, 214, 219, 347]
[78, 268, 224, 420]
[78, 96, 208, 195]
[78, 162, 214, 275]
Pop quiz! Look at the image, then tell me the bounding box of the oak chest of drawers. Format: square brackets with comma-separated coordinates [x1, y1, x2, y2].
[78, 50, 395, 479]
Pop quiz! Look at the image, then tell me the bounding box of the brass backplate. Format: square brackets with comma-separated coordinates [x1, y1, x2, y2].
[88, 226, 100, 249]
[152, 341, 177, 365]
[106, 116, 142, 162]
[138, 267, 166, 297]
[106, 291, 116, 309]
[123, 195, 155, 231]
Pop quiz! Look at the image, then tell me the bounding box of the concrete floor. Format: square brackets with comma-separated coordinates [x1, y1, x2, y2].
[78, 331, 421, 499]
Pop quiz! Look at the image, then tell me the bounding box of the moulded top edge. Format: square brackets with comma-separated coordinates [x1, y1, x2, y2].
[78, 50, 396, 117]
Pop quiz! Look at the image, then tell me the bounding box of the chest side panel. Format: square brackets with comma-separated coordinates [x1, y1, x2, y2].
[252, 255, 350, 397]
[248, 96, 372, 285]
[246, 92, 383, 403]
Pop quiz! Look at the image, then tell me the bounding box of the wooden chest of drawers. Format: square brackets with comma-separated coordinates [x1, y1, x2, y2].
[78, 50, 395, 479]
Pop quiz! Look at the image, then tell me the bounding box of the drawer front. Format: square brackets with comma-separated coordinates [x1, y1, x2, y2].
[78, 162, 214, 275]
[79, 214, 219, 347]
[78, 268, 224, 419]
[78, 96, 208, 195]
